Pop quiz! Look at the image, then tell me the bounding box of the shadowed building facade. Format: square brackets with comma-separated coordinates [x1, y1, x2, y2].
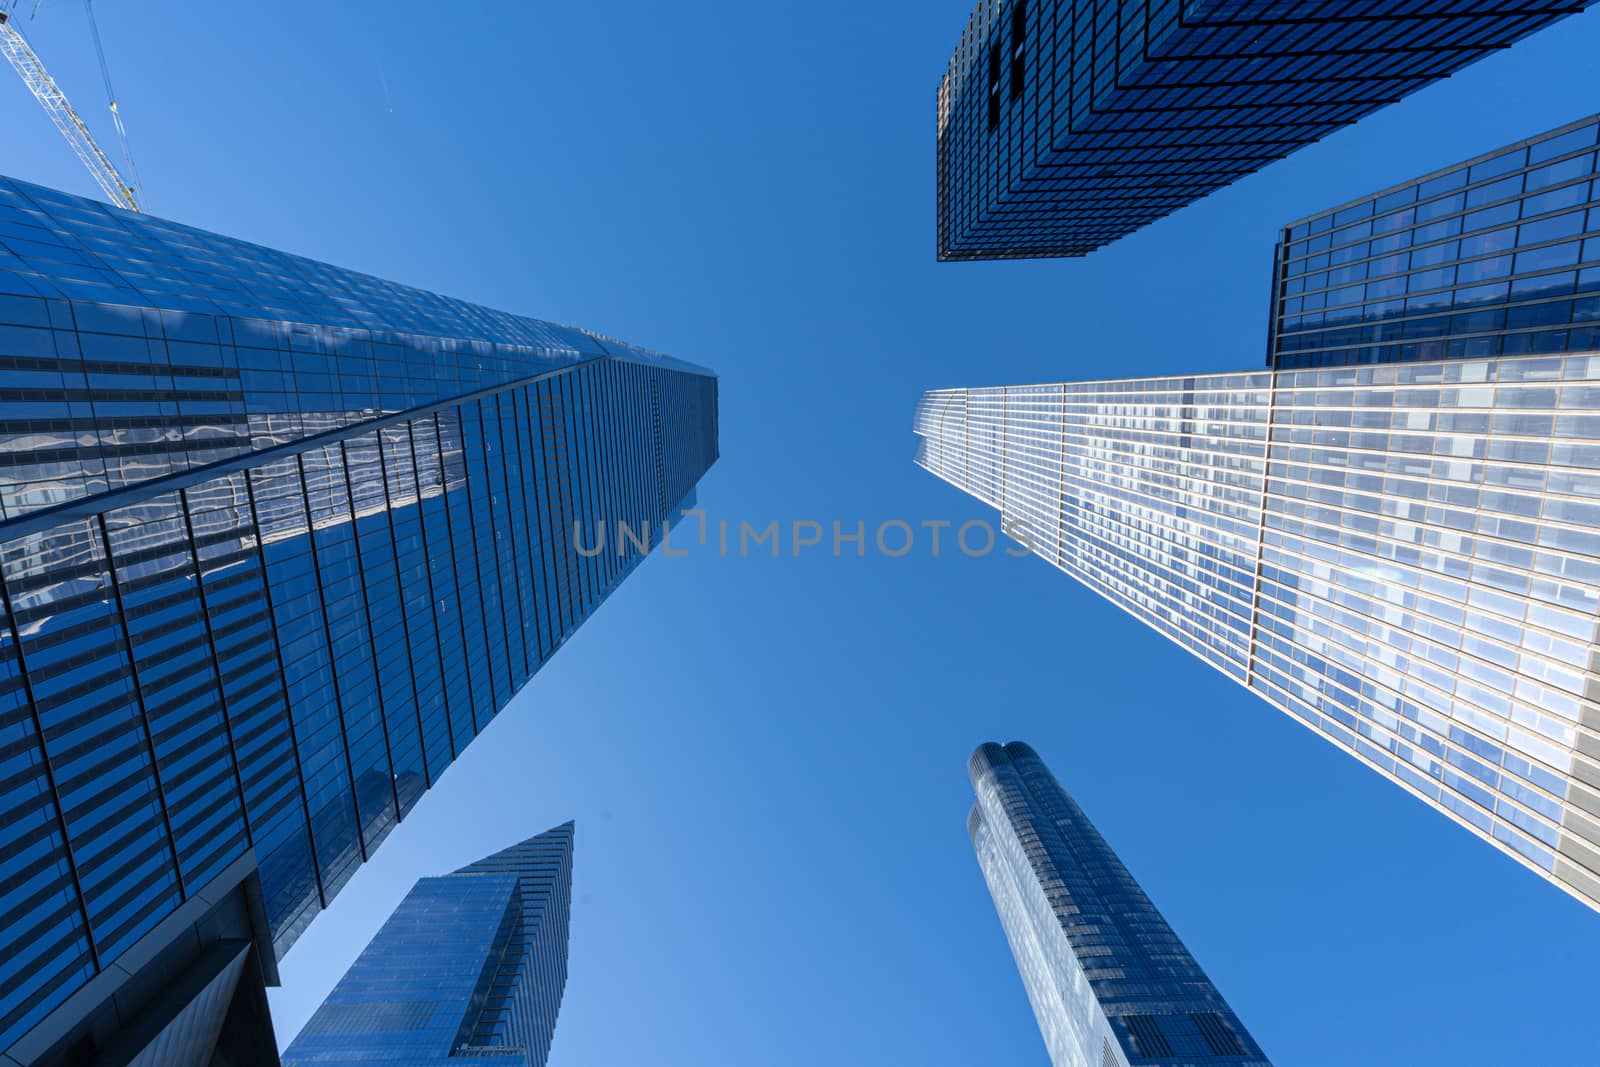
[969, 742, 1271, 1066]
[282, 822, 575, 1066]
[919, 351, 1600, 913]
[1271, 113, 1600, 370]
[0, 176, 717, 1065]
[936, 0, 1598, 261]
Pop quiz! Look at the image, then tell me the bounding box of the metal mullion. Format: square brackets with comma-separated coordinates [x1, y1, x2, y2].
[489, 391, 531, 680]
[574, 366, 599, 604]
[452, 400, 507, 718]
[601, 364, 626, 585]
[616, 365, 635, 556]
[372, 425, 437, 790]
[998, 382, 1009, 529]
[335, 437, 402, 830]
[528, 380, 558, 653]
[239, 466, 324, 907]
[552, 373, 577, 629]
[401, 417, 463, 768]
[0, 566, 101, 970]
[630, 366, 651, 554]
[634, 368, 652, 549]
[502, 388, 536, 674]
[570, 367, 591, 616]
[476, 395, 522, 686]
[289, 449, 368, 864]
[589, 362, 620, 592]
[549, 377, 577, 632]
[648, 374, 664, 514]
[570, 365, 600, 610]
[642, 368, 661, 536]
[93, 512, 187, 896]
[176, 486, 254, 856]
[434, 406, 498, 732]
[587, 363, 613, 593]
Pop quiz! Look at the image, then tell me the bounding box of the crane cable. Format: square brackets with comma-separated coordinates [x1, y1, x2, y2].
[80, 0, 142, 207]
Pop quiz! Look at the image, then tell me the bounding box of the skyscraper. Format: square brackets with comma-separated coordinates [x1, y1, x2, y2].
[969, 742, 1271, 1067]
[936, 0, 1598, 261]
[282, 822, 575, 1067]
[0, 175, 717, 1066]
[918, 351, 1600, 911]
[1271, 112, 1600, 370]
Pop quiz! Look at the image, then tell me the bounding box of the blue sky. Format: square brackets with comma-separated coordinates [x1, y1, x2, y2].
[7, 2, 1600, 1063]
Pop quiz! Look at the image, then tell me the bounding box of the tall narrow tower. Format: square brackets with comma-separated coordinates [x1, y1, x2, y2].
[919, 346, 1600, 912]
[283, 822, 576, 1066]
[969, 742, 1270, 1067]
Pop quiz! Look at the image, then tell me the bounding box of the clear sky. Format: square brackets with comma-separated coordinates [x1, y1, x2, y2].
[6, 2, 1600, 1063]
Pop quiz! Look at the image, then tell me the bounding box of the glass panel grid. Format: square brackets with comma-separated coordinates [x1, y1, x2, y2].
[0, 175, 708, 524]
[0, 175, 720, 1053]
[918, 371, 1272, 684]
[937, 1, 1593, 260]
[1273, 114, 1600, 369]
[916, 351, 1600, 910]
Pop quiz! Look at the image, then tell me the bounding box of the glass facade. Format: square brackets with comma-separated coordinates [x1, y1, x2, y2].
[936, 1, 1597, 262]
[970, 742, 1271, 1067]
[0, 175, 718, 1060]
[282, 822, 575, 1067]
[1273, 113, 1600, 370]
[917, 353, 1600, 912]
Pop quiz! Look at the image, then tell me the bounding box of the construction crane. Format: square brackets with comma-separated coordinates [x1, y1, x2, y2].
[0, 3, 140, 211]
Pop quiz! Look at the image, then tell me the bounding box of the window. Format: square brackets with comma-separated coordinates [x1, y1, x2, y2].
[987, 39, 1001, 131]
[1010, 0, 1027, 100]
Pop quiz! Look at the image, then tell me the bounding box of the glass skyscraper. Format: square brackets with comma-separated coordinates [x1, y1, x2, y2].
[1272, 112, 1600, 370]
[918, 351, 1600, 912]
[936, 0, 1597, 261]
[282, 822, 575, 1066]
[0, 175, 717, 1066]
[969, 742, 1271, 1067]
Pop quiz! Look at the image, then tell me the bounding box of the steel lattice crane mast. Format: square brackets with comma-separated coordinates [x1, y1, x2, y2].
[0, 5, 139, 211]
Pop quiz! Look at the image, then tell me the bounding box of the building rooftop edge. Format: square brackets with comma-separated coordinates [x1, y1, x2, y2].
[1279, 111, 1600, 232]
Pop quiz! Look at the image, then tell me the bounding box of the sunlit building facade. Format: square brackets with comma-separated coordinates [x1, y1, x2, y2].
[969, 742, 1271, 1067]
[1271, 112, 1600, 369]
[0, 175, 717, 1066]
[919, 352, 1600, 911]
[282, 822, 575, 1067]
[936, 0, 1598, 261]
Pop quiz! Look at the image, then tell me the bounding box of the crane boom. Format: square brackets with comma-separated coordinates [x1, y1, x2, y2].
[0, 10, 139, 211]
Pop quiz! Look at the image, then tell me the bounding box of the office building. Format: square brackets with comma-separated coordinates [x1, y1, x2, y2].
[969, 742, 1271, 1066]
[918, 351, 1600, 910]
[282, 822, 574, 1067]
[1272, 113, 1600, 369]
[0, 175, 717, 1065]
[936, 0, 1597, 261]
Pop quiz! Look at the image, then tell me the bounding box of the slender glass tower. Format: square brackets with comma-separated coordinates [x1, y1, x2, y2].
[919, 351, 1600, 912]
[936, 0, 1598, 261]
[282, 822, 575, 1067]
[969, 742, 1271, 1067]
[1271, 113, 1600, 370]
[0, 175, 717, 1066]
